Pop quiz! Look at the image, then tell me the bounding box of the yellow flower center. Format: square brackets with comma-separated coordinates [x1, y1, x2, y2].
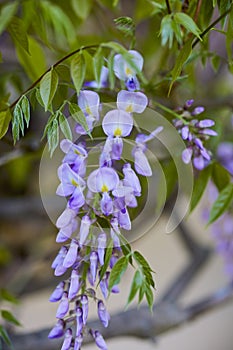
[71, 179, 79, 186]
[125, 67, 133, 76]
[101, 184, 109, 192]
[114, 128, 122, 136]
[126, 104, 133, 113]
[86, 106, 92, 115]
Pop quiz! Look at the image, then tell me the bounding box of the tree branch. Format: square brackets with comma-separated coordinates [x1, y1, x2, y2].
[9, 45, 99, 109]
[165, 0, 172, 14]
[192, 6, 232, 49]
[6, 282, 233, 350]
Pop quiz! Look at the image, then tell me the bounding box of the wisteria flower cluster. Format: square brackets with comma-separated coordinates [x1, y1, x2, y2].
[48, 50, 161, 350]
[173, 99, 217, 170]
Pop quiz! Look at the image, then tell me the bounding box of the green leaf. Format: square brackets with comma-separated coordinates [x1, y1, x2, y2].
[208, 183, 233, 224]
[58, 112, 72, 140]
[127, 270, 143, 305]
[218, 0, 232, 15]
[159, 14, 174, 48]
[133, 251, 154, 272]
[107, 51, 115, 90]
[47, 118, 59, 157]
[71, 0, 93, 20]
[39, 1, 76, 46]
[190, 164, 212, 212]
[174, 13, 202, 40]
[0, 289, 18, 304]
[8, 16, 29, 53]
[212, 162, 231, 191]
[16, 36, 47, 81]
[99, 244, 113, 282]
[20, 95, 30, 128]
[145, 285, 154, 311]
[71, 52, 86, 95]
[0, 2, 18, 36]
[169, 38, 193, 94]
[226, 7, 233, 73]
[40, 69, 58, 111]
[0, 288, 19, 304]
[114, 16, 135, 37]
[68, 102, 91, 137]
[138, 285, 145, 304]
[1, 310, 21, 326]
[93, 47, 104, 87]
[0, 109, 12, 139]
[108, 256, 128, 292]
[0, 325, 12, 348]
[13, 103, 24, 135]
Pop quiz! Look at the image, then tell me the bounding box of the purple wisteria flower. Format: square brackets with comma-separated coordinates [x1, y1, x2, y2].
[56, 163, 86, 210]
[113, 50, 143, 91]
[49, 48, 156, 350]
[85, 66, 109, 89]
[56, 207, 78, 243]
[173, 100, 217, 170]
[60, 139, 87, 176]
[132, 127, 163, 176]
[102, 109, 133, 160]
[87, 167, 119, 216]
[117, 90, 148, 113]
[76, 90, 100, 134]
[97, 300, 110, 327]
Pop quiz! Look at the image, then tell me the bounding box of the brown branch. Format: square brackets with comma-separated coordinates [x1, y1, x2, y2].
[192, 6, 232, 48]
[194, 0, 203, 22]
[5, 283, 233, 350]
[165, 0, 172, 14]
[9, 45, 99, 109]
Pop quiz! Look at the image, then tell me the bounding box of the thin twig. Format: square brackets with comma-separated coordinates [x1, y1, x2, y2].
[192, 6, 232, 48]
[194, 0, 203, 22]
[165, 0, 172, 14]
[9, 45, 99, 109]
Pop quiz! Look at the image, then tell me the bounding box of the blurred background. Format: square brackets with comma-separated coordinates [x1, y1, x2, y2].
[0, 0, 233, 349]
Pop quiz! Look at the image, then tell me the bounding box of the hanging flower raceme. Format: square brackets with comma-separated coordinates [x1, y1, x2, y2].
[173, 100, 217, 170]
[113, 50, 143, 91]
[49, 47, 158, 350]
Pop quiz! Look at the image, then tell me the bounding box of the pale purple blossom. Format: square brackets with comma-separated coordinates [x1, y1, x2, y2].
[61, 329, 73, 350]
[117, 90, 148, 113]
[49, 281, 65, 302]
[79, 215, 91, 246]
[74, 334, 83, 350]
[81, 294, 89, 325]
[76, 307, 83, 337]
[68, 270, 81, 300]
[85, 66, 109, 89]
[97, 300, 110, 328]
[60, 139, 87, 176]
[90, 251, 98, 285]
[97, 233, 107, 266]
[63, 240, 79, 268]
[102, 109, 133, 138]
[56, 292, 69, 319]
[113, 50, 143, 91]
[76, 90, 100, 134]
[48, 319, 65, 339]
[87, 167, 119, 194]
